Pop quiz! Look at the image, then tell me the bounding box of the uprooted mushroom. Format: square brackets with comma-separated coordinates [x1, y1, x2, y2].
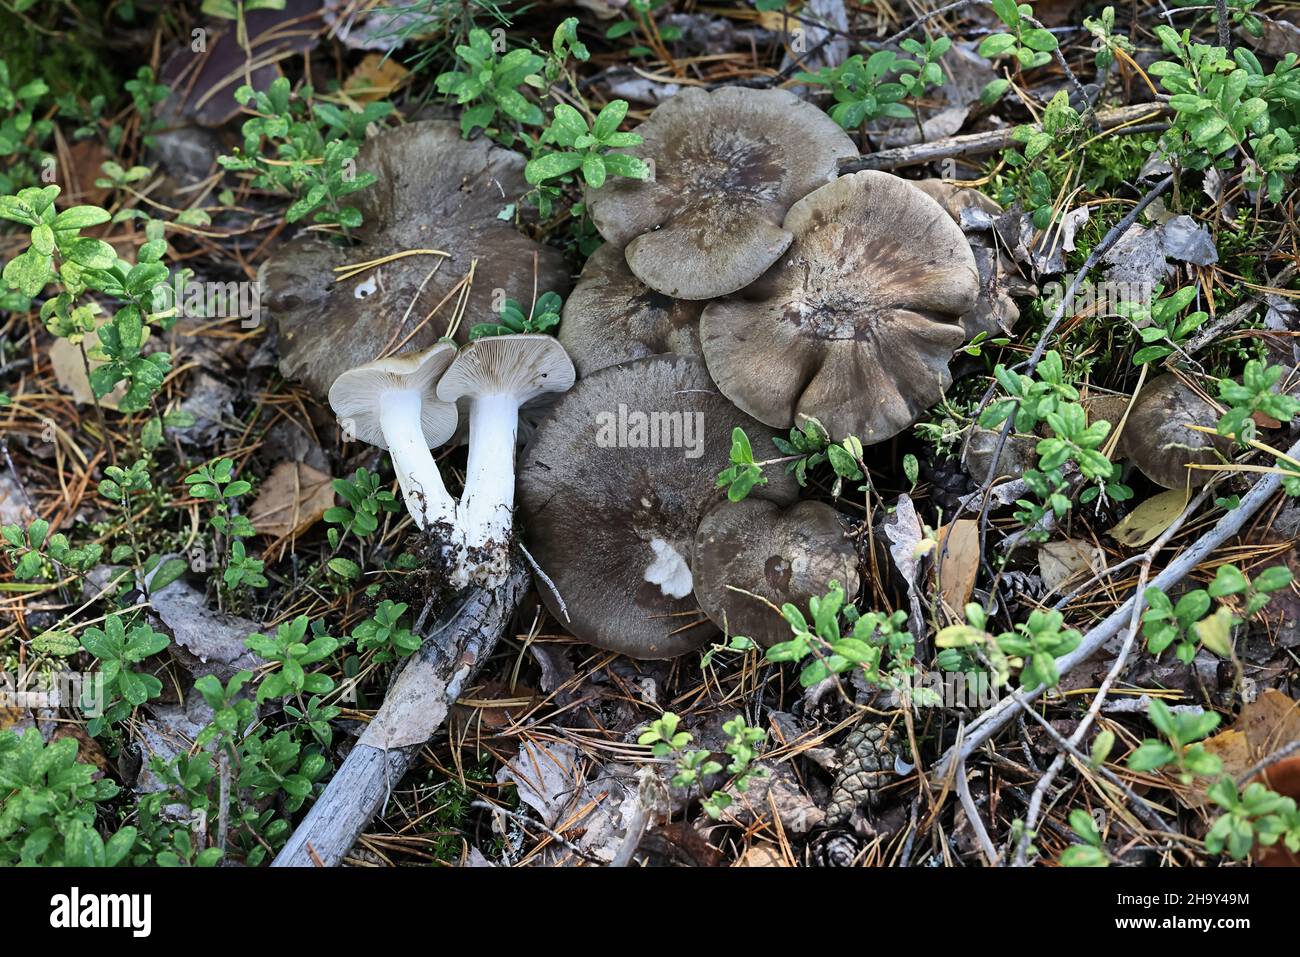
[692, 499, 861, 648]
[327, 343, 460, 533]
[699, 170, 980, 444]
[260, 120, 569, 399]
[585, 86, 859, 300]
[437, 334, 575, 587]
[517, 355, 799, 659]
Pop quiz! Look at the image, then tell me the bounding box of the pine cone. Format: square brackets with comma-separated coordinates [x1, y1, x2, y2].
[810, 829, 861, 867]
[999, 570, 1044, 611]
[825, 723, 899, 825]
[923, 456, 974, 513]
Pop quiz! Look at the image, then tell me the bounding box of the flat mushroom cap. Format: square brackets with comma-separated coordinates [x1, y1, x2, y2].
[1119, 375, 1229, 489]
[261, 121, 569, 399]
[327, 343, 459, 450]
[517, 356, 799, 659]
[585, 87, 858, 300]
[558, 242, 705, 378]
[436, 334, 575, 403]
[693, 499, 860, 648]
[699, 171, 979, 444]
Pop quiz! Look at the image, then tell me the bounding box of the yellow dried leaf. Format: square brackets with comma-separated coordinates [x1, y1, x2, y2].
[1107, 488, 1188, 548]
[345, 53, 410, 101]
[1193, 606, 1235, 658]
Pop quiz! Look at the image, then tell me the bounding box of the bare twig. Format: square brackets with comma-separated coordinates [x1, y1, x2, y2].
[838, 104, 1169, 173]
[956, 752, 1001, 866]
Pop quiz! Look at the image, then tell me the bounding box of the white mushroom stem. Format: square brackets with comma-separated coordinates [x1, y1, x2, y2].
[458, 391, 522, 559]
[379, 389, 458, 530]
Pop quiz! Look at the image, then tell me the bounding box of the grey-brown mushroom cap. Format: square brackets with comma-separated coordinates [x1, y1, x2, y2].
[962, 425, 1038, 483]
[585, 87, 859, 300]
[1119, 375, 1230, 489]
[558, 242, 705, 378]
[517, 355, 799, 659]
[692, 499, 860, 648]
[699, 171, 979, 444]
[912, 178, 1034, 339]
[261, 120, 569, 399]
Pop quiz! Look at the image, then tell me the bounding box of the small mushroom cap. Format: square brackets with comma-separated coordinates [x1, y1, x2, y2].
[962, 426, 1038, 483]
[910, 178, 1033, 339]
[517, 356, 799, 659]
[699, 171, 979, 444]
[693, 499, 860, 648]
[586, 87, 858, 300]
[559, 242, 705, 378]
[261, 121, 569, 399]
[1119, 375, 1229, 489]
[910, 179, 1004, 220]
[436, 334, 575, 405]
[327, 342, 459, 450]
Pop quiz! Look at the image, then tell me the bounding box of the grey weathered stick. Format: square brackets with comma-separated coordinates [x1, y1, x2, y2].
[273, 563, 529, 867]
[934, 436, 1300, 781]
[838, 103, 1171, 173]
[1183, 264, 1298, 357]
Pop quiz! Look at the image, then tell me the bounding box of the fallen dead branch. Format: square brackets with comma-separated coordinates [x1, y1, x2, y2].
[839, 103, 1171, 173]
[273, 564, 529, 867]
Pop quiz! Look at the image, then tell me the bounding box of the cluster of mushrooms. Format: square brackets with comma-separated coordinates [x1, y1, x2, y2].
[263, 86, 1217, 661]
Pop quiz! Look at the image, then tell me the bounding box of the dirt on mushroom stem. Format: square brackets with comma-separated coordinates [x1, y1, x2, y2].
[389, 517, 483, 610]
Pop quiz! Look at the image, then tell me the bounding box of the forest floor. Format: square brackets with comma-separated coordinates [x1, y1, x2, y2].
[2, 0, 1300, 868]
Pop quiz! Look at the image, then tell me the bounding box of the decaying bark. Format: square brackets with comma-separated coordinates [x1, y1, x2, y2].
[273, 563, 530, 867]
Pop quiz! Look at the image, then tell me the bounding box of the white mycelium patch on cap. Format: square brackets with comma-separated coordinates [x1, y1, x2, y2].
[644, 537, 693, 599]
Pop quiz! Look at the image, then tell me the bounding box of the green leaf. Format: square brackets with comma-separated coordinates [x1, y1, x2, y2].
[524, 151, 585, 185]
[327, 557, 360, 580]
[1126, 740, 1176, 771]
[1208, 564, 1248, 597]
[581, 152, 607, 188]
[978, 33, 1018, 58]
[3, 248, 51, 296]
[593, 100, 629, 140]
[53, 206, 112, 231]
[602, 153, 649, 180]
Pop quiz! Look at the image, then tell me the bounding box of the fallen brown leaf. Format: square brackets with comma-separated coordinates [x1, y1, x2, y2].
[935, 519, 980, 610]
[248, 461, 335, 538]
[1191, 690, 1300, 808]
[345, 53, 410, 101]
[734, 843, 789, 867]
[1038, 538, 1104, 594]
[49, 326, 126, 410]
